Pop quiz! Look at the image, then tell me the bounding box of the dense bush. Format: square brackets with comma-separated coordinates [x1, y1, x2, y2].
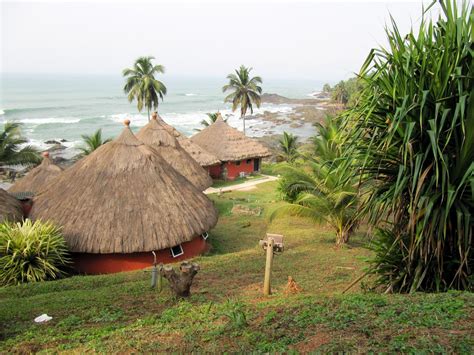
[343, 1, 473, 292]
[0, 219, 71, 286]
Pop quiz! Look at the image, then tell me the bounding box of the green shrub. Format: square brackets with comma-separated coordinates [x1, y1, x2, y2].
[344, 0, 473, 291]
[0, 219, 71, 286]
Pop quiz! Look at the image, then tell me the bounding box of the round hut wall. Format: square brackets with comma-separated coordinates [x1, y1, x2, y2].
[72, 235, 209, 274]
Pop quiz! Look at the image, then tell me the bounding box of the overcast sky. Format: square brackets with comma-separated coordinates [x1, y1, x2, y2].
[1, 0, 440, 81]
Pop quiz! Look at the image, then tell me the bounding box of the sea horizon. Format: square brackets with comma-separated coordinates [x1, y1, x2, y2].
[0, 72, 330, 153]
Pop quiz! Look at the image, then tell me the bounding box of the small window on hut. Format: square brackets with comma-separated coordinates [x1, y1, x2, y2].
[236, 161, 241, 166]
[202, 232, 209, 240]
[246, 159, 252, 164]
[170, 245, 184, 258]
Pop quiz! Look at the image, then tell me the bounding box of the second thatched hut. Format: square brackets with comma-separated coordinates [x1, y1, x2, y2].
[191, 113, 271, 180]
[30, 120, 218, 274]
[137, 114, 212, 190]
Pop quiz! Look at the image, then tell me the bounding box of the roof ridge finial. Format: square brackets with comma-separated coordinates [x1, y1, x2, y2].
[42, 151, 50, 158]
[216, 112, 223, 122]
[124, 119, 131, 127]
[152, 111, 158, 120]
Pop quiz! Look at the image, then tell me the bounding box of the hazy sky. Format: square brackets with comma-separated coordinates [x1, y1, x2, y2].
[2, 0, 440, 81]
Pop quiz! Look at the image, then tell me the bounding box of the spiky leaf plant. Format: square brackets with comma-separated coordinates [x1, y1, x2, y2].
[0, 219, 71, 286]
[343, 0, 473, 292]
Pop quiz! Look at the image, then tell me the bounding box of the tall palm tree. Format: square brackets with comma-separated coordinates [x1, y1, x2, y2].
[0, 123, 40, 166]
[278, 132, 298, 163]
[222, 65, 263, 134]
[79, 129, 111, 156]
[122, 56, 167, 121]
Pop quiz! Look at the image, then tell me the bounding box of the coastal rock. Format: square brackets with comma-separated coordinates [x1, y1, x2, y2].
[44, 140, 62, 145]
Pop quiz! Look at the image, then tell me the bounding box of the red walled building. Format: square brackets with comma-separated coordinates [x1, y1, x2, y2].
[192, 114, 270, 180]
[29, 121, 218, 275]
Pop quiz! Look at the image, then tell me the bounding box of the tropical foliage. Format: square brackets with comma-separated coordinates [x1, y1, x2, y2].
[278, 131, 299, 163]
[199, 112, 227, 128]
[0, 219, 70, 286]
[79, 129, 111, 155]
[123, 56, 167, 121]
[276, 117, 359, 245]
[343, 0, 473, 292]
[0, 122, 40, 166]
[222, 65, 263, 134]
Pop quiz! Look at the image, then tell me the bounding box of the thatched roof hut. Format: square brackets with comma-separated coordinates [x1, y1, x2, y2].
[9, 152, 63, 194]
[191, 113, 271, 161]
[0, 188, 23, 222]
[136, 116, 212, 190]
[151, 112, 220, 167]
[30, 120, 218, 254]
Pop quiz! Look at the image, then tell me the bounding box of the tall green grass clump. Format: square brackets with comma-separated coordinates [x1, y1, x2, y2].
[0, 219, 71, 286]
[344, 1, 473, 292]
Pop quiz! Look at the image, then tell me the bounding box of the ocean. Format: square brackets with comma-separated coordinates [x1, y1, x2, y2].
[0, 73, 325, 154]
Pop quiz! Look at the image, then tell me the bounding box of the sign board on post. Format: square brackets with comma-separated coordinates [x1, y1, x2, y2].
[259, 233, 284, 296]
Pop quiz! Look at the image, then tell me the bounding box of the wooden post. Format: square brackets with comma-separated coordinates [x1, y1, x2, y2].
[263, 238, 274, 296]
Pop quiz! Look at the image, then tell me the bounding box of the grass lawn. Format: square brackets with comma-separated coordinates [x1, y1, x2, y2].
[0, 181, 472, 352]
[211, 173, 265, 188]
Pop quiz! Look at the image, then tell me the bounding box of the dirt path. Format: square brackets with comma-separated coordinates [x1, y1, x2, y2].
[204, 175, 279, 194]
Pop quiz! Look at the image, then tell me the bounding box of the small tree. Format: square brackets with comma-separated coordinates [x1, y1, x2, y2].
[123, 56, 167, 121]
[222, 65, 263, 135]
[79, 129, 111, 156]
[0, 123, 40, 166]
[278, 132, 299, 163]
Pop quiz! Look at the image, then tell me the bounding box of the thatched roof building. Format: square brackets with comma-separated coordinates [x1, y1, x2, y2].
[30, 120, 218, 255]
[136, 116, 212, 190]
[151, 112, 220, 167]
[191, 113, 271, 162]
[9, 152, 63, 194]
[191, 114, 271, 180]
[0, 188, 23, 222]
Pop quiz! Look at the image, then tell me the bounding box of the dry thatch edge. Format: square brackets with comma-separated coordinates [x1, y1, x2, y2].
[30, 125, 218, 254]
[191, 116, 271, 161]
[137, 118, 213, 190]
[8, 155, 63, 194]
[0, 188, 23, 223]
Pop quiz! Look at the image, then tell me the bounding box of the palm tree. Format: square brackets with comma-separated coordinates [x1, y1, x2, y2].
[276, 116, 359, 246]
[278, 132, 298, 163]
[275, 161, 359, 246]
[200, 112, 228, 128]
[79, 129, 111, 156]
[0, 123, 40, 166]
[222, 65, 263, 134]
[123, 56, 167, 121]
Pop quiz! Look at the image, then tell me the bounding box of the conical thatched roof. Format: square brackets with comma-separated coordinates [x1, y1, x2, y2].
[9, 152, 63, 194]
[30, 120, 218, 254]
[0, 189, 23, 222]
[137, 117, 212, 190]
[191, 114, 271, 161]
[151, 112, 220, 167]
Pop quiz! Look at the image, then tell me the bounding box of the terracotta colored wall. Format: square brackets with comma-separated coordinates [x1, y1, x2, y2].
[225, 159, 255, 180]
[72, 236, 209, 274]
[207, 164, 222, 179]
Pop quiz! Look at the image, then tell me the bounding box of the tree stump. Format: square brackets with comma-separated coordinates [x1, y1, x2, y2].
[158, 261, 200, 297]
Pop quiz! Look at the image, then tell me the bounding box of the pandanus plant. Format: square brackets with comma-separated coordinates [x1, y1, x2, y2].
[343, 0, 473, 292]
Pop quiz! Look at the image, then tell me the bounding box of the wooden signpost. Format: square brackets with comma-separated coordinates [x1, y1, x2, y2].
[259, 233, 284, 296]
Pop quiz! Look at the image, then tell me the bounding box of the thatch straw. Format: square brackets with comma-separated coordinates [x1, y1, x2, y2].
[151, 112, 220, 167]
[9, 152, 63, 194]
[30, 120, 218, 254]
[191, 113, 271, 161]
[0, 188, 23, 222]
[137, 117, 213, 190]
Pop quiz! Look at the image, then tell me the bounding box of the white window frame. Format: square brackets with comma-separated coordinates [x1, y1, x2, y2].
[202, 232, 209, 240]
[170, 244, 184, 258]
